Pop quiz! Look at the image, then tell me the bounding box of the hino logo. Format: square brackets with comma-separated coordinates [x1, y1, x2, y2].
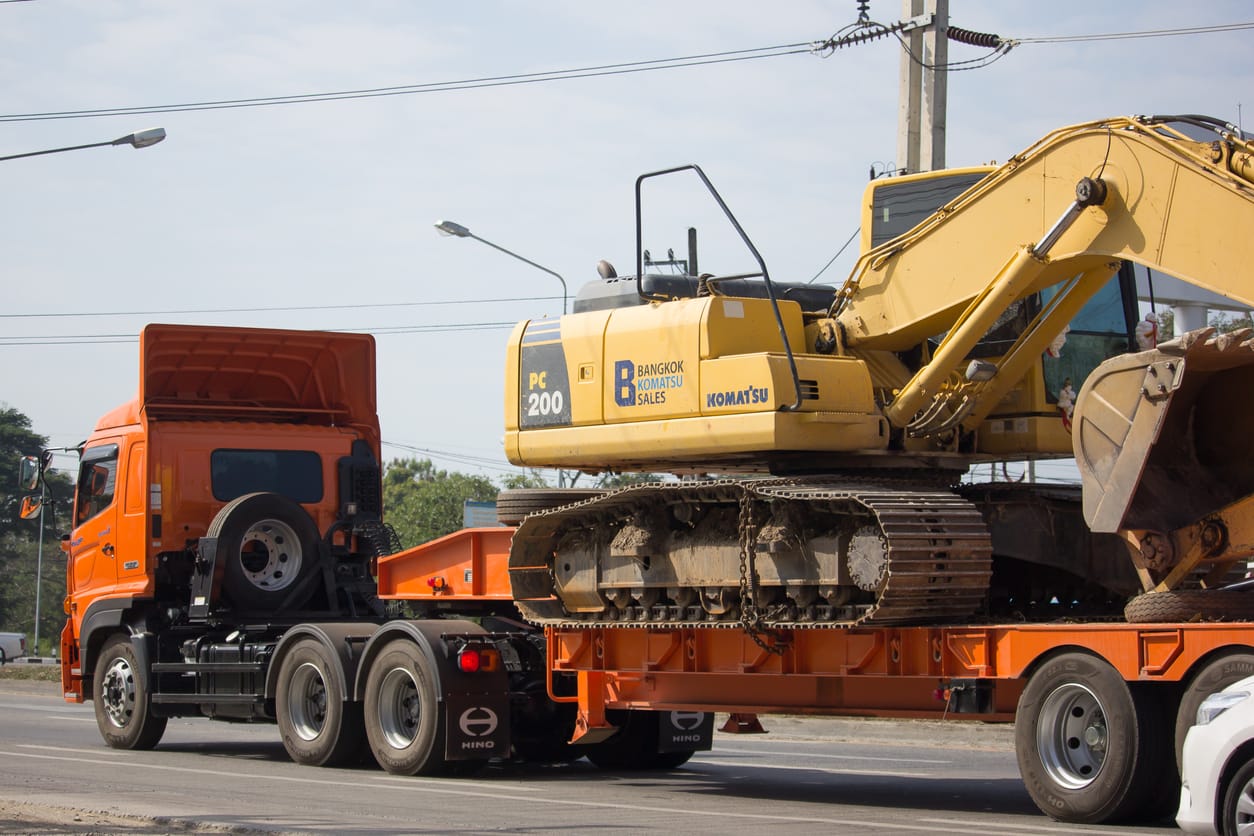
[459, 706, 499, 738]
[671, 734, 702, 743]
[669, 711, 705, 732]
[461, 740, 497, 750]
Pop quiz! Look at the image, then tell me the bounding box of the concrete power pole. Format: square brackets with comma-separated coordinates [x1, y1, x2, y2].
[897, 0, 948, 173]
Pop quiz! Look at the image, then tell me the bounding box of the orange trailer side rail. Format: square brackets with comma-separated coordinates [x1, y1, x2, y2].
[374, 526, 1254, 737]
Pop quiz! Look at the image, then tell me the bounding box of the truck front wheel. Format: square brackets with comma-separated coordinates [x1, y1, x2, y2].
[1015, 651, 1169, 823]
[276, 639, 364, 767]
[93, 637, 167, 750]
[364, 640, 447, 775]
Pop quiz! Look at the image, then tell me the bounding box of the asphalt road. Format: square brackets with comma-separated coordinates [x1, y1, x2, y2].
[0, 682, 1177, 835]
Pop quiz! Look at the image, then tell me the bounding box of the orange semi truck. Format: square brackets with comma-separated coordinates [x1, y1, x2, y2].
[18, 321, 1254, 826]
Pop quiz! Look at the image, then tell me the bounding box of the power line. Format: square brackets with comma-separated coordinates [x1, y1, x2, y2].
[1017, 21, 1254, 44]
[0, 320, 517, 347]
[0, 43, 815, 123]
[0, 294, 558, 319]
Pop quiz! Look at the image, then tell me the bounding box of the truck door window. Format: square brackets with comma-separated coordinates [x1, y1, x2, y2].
[75, 444, 119, 526]
[211, 449, 323, 503]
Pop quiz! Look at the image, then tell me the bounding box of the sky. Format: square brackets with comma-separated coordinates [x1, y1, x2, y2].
[3, 0, 1252, 485]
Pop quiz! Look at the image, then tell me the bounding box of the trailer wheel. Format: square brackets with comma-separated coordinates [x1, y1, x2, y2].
[276, 639, 363, 767]
[93, 636, 167, 750]
[1176, 651, 1254, 772]
[208, 492, 320, 612]
[495, 489, 605, 525]
[1015, 651, 1166, 823]
[586, 711, 694, 771]
[1125, 589, 1254, 623]
[364, 640, 447, 775]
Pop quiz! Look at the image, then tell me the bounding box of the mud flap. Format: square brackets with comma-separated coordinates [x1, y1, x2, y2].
[444, 692, 511, 760]
[658, 711, 714, 753]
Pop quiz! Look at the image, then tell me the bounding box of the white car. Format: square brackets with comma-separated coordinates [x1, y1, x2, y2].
[1179, 673, 1254, 835]
[0, 632, 26, 665]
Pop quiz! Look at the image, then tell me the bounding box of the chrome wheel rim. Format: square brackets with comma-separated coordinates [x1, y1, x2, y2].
[377, 667, 421, 750]
[100, 656, 136, 729]
[237, 517, 303, 591]
[286, 661, 328, 742]
[1036, 682, 1107, 789]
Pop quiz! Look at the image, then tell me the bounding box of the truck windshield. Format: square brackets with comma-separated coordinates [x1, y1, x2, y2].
[211, 449, 323, 503]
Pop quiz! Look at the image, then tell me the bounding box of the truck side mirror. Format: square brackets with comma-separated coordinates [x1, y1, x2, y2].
[19, 494, 43, 520]
[18, 456, 40, 491]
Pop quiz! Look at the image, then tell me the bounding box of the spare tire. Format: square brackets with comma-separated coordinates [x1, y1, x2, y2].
[495, 488, 605, 525]
[208, 492, 321, 612]
[1124, 589, 1254, 623]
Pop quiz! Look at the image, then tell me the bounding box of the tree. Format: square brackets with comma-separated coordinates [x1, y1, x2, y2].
[382, 458, 498, 548]
[0, 404, 73, 651]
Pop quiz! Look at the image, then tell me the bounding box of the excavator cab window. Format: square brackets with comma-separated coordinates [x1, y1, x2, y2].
[1039, 264, 1139, 405]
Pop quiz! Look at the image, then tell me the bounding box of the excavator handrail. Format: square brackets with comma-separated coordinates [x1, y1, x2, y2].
[633, 164, 803, 411]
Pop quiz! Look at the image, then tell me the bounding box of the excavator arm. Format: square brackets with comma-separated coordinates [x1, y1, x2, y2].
[834, 115, 1254, 435]
[832, 115, 1254, 600]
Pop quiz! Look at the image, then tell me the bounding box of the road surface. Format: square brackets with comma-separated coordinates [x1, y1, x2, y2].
[0, 680, 1175, 835]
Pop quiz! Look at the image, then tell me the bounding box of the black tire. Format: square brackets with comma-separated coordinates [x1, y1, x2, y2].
[1125, 589, 1254, 623]
[495, 489, 605, 525]
[93, 636, 167, 750]
[276, 639, 364, 767]
[1176, 652, 1254, 772]
[586, 711, 695, 771]
[0, 649, 6, 666]
[1015, 651, 1166, 823]
[364, 640, 447, 776]
[208, 492, 321, 612]
[1222, 758, 1254, 836]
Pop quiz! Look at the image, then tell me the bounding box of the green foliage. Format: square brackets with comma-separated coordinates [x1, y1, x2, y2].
[1211, 310, 1253, 334]
[0, 404, 72, 651]
[383, 458, 499, 548]
[500, 469, 552, 490]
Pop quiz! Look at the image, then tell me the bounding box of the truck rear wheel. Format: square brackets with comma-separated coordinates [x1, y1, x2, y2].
[208, 492, 321, 612]
[276, 639, 363, 767]
[93, 637, 167, 750]
[1015, 651, 1169, 823]
[364, 640, 447, 775]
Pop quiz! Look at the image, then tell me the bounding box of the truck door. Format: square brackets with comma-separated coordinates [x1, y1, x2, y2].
[70, 442, 122, 601]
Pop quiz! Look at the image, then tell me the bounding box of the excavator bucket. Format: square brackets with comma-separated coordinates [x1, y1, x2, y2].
[1075, 328, 1254, 534]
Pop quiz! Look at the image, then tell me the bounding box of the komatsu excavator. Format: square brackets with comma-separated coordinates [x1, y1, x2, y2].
[501, 114, 1254, 630]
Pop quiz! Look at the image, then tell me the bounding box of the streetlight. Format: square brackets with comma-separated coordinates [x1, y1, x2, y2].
[0, 127, 167, 162]
[434, 219, 568, 315]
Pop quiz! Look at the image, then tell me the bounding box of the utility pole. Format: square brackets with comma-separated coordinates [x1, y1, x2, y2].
[897, 0, 948, 173]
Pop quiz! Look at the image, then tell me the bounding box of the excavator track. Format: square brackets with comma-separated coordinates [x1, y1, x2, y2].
[508, 478, 993, 630]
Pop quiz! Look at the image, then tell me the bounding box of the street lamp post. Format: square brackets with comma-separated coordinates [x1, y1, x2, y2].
[434, 219, 568, 315]
[0, 128, 167, 162]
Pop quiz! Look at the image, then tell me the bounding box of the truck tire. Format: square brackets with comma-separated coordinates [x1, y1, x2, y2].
[364, 639, 447, 775]
[1176, 652, 1254, 772]
[93, 637, 167, 750]
[208, 492, 321, 612]
[1015, 651, 1169, 823]
[276, 639, 364, 767]
[495, 489, 605, 525]
[586, 710, 694, 771]
[1125, 589, 1254, 623]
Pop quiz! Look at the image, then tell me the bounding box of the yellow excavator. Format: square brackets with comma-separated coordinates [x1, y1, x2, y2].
[501, 114, 1254, 628]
